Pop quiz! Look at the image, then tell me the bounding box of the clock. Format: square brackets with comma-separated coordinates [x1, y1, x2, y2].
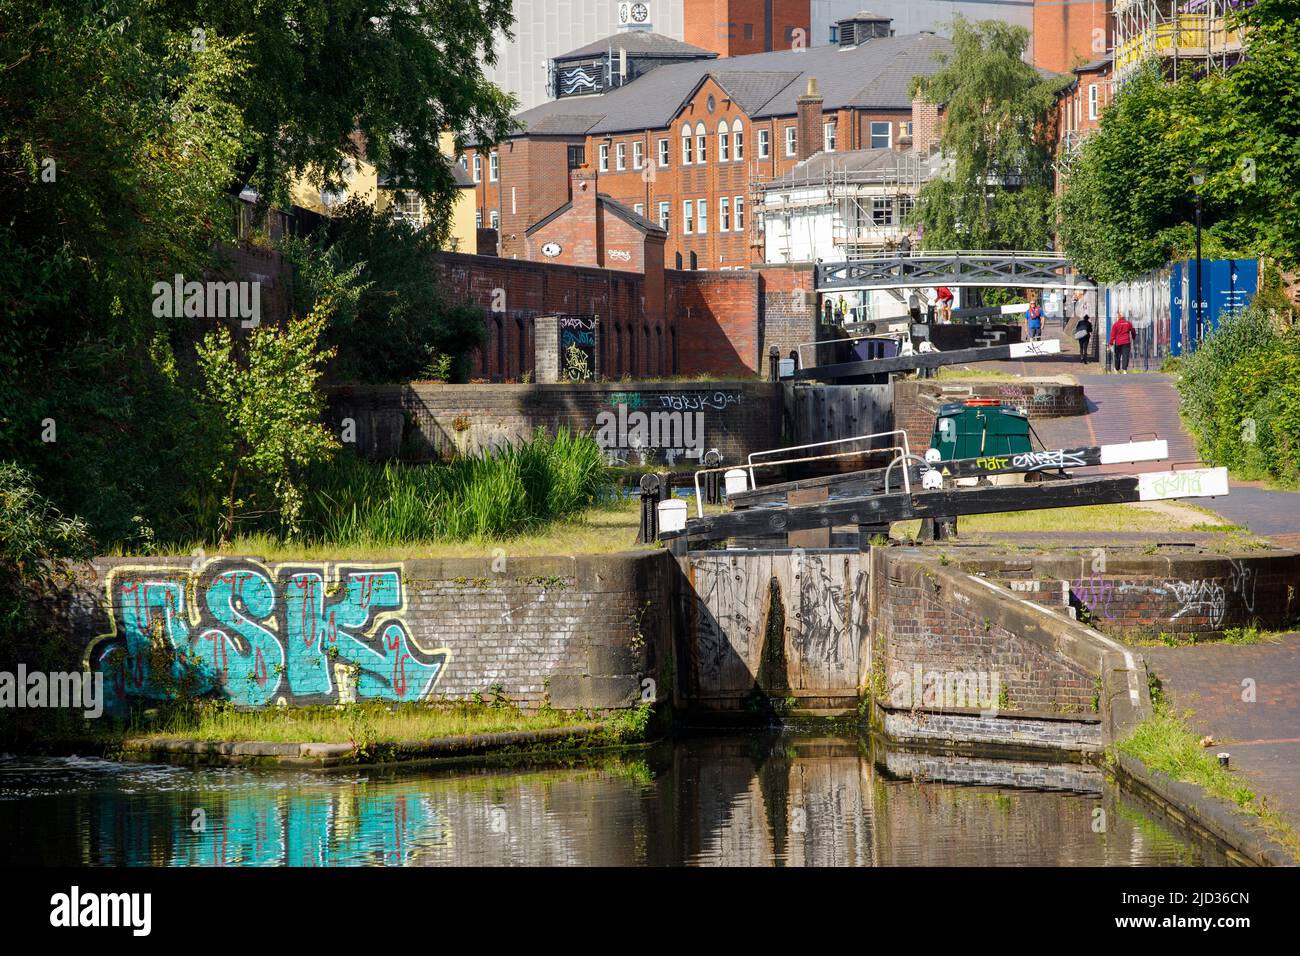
[631, 2, 648, 22]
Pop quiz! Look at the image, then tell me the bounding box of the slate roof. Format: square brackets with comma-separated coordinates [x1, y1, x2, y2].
[525, 192, 666, 237]
[762, 146, 944, 188]
[557, 31, 716, 62]
[494, 31, 953, 143]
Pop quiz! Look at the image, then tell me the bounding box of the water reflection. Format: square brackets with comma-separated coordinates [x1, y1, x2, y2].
[0, 735, 1225, 866]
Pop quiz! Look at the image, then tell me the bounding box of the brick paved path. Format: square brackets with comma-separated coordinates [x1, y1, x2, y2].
[1144, 636, 1300, 833]
[956, 318, 1300, 541]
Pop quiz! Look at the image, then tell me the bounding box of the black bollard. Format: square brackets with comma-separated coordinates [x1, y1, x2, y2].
[637, 473, 661, 544]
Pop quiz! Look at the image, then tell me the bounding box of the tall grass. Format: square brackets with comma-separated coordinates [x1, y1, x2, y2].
[297, 428, 610, 545]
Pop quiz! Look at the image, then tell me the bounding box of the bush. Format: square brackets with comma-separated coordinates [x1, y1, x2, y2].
[1177, 306, 1300, 484]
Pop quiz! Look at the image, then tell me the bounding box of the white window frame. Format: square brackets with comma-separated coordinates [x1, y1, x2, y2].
[1088, 83, 1099, 120]
[633, 202, 644, 216]
[633, 141, 644, 169]
[681, 125, 693, 165]
[473, 154, 482, 182]
[720, 196, 730, 231]
[784, 126, 797, 157]
[869, 121, 891, 149]
[657, 138, 669, 167]
[475, 210, 482, 228]
[733, 120, 744, 160]
[697, 196, 707, 233]
[734, 196, 744, 231]
[615, 142, 626, 170]
[695, 122, 707, 164]
[489, 151, 499, 181]
[824, 121, 837, 153]
[489, 209, 499, 229]
[599, 143, 610, 172]
[718, 121, 730, 162]
[758, 128, 770, 158]
[682, 200, 694, 234]
[658, 201, 670, 231]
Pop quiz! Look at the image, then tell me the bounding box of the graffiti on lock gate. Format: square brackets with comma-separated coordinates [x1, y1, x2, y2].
[85, 559, 450, 712]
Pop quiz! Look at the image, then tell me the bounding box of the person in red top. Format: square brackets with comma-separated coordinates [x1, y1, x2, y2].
[935, 286, 953, 322]
[1109, 312, 1135, 373]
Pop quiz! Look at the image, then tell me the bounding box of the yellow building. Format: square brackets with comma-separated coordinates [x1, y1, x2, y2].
[288, 131, 478, 252]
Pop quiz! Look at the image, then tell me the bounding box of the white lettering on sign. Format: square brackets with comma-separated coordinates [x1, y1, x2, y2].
[1137, 467, 1230, 501]
[607, 249, 632, 262]
[1008, 339, 1062, 358]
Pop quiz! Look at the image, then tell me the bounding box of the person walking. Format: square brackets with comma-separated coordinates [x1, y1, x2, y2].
[1026, 300, 1043, 341]
[1073, 313, 1093, 364]
[1109, 311, 1134, 373]
[936, 286, 953, 322]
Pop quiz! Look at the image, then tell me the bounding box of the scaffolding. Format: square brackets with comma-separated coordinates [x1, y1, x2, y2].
[1113, 0, 1249, 82]
[747, 150, 930, 265]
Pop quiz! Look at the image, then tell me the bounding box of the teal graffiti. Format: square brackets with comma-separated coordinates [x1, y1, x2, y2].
[88, 560, 449, 711]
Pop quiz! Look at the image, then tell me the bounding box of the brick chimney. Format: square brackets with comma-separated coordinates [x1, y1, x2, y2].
[911, 92, 941, 155]
[566, 165, 599, 266]
[796, 77, 823, 162]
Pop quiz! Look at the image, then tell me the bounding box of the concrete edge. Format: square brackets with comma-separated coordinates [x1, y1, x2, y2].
[122, 722, 619, 768]
[1113, 753, 1298, 867]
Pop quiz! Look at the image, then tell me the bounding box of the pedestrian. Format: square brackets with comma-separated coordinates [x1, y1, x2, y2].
[1026, 300, 1043, 341]
[908, 288, 922, 322]
[925, 287, 937, 324]
[1109, 311, 1135, 373]
[899, 232, 912, 276]
[936, 286, 953, 323]
[1073, 313, 1093, 364]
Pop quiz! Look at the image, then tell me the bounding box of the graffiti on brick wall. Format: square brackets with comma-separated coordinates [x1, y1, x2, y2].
[85, 560, 450, 712]
[657, 390, 742, 412]
[1072, 562, 1262, 630]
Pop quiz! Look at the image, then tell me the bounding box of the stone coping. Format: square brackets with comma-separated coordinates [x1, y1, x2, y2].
[122, 723, 614, 768]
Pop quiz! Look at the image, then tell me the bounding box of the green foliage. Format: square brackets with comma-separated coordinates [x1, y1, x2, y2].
[195, 306, 344, 543]
[1060, 0, 1300, 280]
[281, 200, 486, 382]
[299, 429, 610, 545]
[1176, 305, 1300, 484]
[910, 17, 1068, 252]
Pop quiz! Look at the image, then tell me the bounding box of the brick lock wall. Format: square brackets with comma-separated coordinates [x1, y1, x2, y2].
[874, 555, 1097, 717]
[329, 380, 784, 467]
[54, 554, 677, 712]
[975, 553, 1300, 639]
[666, 268, 761, 374]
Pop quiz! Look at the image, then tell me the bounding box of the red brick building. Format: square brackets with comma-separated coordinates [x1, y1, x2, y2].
[1032, 0, 1113, 74]
[466, 17, 950, 272]
[685, 0, 813, 57]
[1056, 53, 1114, 168]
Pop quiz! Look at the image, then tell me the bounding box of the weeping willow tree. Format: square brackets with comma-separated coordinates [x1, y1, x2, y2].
[909, 17, 1069, 255]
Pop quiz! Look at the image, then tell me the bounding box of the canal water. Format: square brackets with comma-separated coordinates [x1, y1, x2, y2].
[0, 734, 1225, 866]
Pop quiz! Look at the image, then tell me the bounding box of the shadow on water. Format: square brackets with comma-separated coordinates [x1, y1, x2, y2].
[0, 734, 1229, 866]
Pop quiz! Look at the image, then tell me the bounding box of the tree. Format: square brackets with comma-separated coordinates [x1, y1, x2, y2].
[281, 199, 486, 383]
[909, 17, 1068, 252]
[194, 293, 351, 544]
[1058, 0, 1300, 281]
[153, 0, 520, 246]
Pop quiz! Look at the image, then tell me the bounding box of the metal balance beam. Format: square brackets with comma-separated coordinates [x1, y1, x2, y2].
[663, 466, 1228, 551]
[793, 339, 1061, 382]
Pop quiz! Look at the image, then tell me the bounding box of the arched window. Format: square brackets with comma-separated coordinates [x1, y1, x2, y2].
[680, 123, 693, 165]
[675, 251, 682, 270]
[732, 119, 744, 161]
[695, 122, 707, 163]
[717, 120, 730, 162]
[689, 250, 698, 270]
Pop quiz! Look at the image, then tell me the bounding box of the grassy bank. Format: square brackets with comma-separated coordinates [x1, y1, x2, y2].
[1116, 702, 1299, 856]
[891, 501, 1244, 537]
[129, 700, 651, 747]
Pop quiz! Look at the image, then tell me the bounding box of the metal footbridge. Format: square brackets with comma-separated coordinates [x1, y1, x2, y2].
[816, 250, 1096, 293]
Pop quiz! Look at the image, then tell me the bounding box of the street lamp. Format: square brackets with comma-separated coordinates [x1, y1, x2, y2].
[1192, 168, 1205, 349]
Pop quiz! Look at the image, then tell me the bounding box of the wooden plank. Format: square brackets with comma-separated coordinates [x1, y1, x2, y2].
[787, 487, 831, 548]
